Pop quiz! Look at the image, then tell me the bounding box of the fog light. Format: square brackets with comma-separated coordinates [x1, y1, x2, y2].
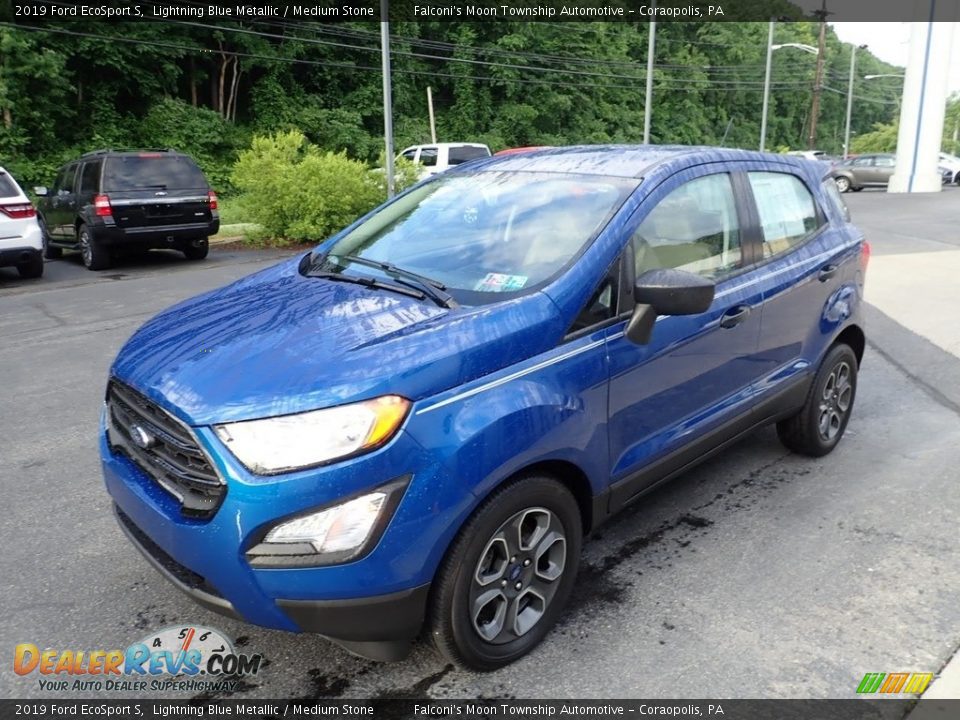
[246, 478, 408, 568]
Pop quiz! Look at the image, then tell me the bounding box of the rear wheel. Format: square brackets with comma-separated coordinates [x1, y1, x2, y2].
[834, 176, 851, 193]
[182, 237, 209, 261]
[40, 217, 62, 259]
[17, 255, 43, 279]
[777, 343, 858, 457]
[78, 223, 110, 271]
[428, 475, 582, 671]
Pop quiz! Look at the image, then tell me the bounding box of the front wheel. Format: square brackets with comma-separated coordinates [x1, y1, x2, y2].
[428, 476, 582, 671]
[834, 176, 851, 193]
[777, 343, 858, 457]
[78, 224, 110, 270]
[40, 217, 62, 259]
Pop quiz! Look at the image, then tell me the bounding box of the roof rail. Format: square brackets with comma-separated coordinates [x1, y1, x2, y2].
[79, 147, 179, 158]
[80, 149, 113, 158]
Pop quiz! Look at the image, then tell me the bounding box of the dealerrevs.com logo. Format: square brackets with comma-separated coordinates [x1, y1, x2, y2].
[14, 625, 263, 693]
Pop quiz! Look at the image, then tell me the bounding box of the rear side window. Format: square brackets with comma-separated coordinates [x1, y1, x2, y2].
[747, 172, 821, 258]
[631, 173, 742, 280]
[822, 179, 850, 222]
[102, 155, 208, 191]
[875, 156, 895, 168]
[448, 146, 490, 165]
[0, 172, 19, 198]
[419, 148, 438, 167]
[80, 161, 101, 194]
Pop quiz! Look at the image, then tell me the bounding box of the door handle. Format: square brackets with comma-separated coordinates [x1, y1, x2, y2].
[818, 264, 839, 282]
[720, 305, 751, 329]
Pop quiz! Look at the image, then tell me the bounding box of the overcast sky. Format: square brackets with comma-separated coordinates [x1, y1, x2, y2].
[831, 22, 960, 93]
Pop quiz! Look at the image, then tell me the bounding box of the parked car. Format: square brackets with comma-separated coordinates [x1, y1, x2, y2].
[36, 149, 219, 271]
[0, 166, 44, 279]
[101, 146, 867, 671]
[494, 146, 553, 156]
[830, 153, 897, 192]
[398, 142, 491, 178]
[787, 150, 837, 163]
[938, 152, 960, 184]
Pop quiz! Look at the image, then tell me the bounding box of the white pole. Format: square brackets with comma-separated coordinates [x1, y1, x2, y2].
[427, 86, 437, 144]
[759, 20, 774, 152]
[843, 45, 857, 159]
[643, 14, 656, 144]
[380, 0, 395, 198]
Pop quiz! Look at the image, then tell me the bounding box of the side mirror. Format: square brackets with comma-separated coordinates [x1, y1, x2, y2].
[34, 186, 48, 197]
[625, 268, 716, 345]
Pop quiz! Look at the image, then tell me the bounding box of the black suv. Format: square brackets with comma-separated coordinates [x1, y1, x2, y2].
[36, 150, 219, 270]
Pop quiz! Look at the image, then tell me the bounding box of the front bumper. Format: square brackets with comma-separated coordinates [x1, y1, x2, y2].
[100, 411, 465, 660]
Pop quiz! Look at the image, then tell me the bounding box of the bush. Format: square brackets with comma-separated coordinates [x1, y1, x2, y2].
[231, 130, 384, 244]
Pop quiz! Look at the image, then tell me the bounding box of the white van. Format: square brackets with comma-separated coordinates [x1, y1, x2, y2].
[398, 143, 492, 178]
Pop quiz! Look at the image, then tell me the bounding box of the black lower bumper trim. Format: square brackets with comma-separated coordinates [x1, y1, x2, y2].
[0, 246, 41, 268]
[278, 584, 430, 660]
[113, 505, 241, 622]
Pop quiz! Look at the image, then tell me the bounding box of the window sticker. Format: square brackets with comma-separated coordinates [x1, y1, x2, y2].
[474, 273, 528, 292]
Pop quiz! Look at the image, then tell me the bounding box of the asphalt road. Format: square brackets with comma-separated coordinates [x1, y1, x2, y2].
[2, 205, 959, 701]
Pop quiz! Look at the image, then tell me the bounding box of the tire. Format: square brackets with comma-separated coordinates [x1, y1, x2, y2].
[182, 237, 209, 261]
[17, 255, 44, 279]
[777, 343, 858, 457]
[39, 217, 62, 259]
[834, 176, 851, 193]
[78, 223, 110, 271]
[428, 475, 582, 671]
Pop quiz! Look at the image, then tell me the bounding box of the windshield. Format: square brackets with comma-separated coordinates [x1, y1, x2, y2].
[103, 155, 208, 191]
[321, 171, 636, 305]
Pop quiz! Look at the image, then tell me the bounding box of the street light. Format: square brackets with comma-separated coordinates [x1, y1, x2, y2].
[844, 44, 868, 159]
[759, 32, 819, 152]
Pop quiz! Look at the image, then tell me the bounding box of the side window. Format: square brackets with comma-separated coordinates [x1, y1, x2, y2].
[747, 172, 821, 258]
[400, 149, 417, 161]
[852, 156, 873, 166]
[80, 161, 101, 194]
[630, 173, 742, 280]
[874, 156, 895, 168]
[59, 164, 78, 195]
[419, 147, 438, 167]
[51, 167, 68, 194]
[568, 258, 621, 335]
[822, 178, 850, 222]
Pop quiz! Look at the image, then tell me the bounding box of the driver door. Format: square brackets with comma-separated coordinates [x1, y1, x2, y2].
[605, 168, 767, 511]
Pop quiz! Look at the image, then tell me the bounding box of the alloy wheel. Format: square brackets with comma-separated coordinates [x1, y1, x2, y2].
[470, 507, 567, 645]
[817, 360, 853, 441]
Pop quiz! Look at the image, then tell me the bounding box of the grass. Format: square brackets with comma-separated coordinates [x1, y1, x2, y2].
[212, 196, 261, 242]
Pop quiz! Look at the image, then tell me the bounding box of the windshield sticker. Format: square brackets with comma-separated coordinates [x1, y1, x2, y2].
[474, 273, 528, 293]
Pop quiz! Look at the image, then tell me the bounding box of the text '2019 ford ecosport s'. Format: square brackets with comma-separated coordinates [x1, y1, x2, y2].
[101, 146, 867, 671]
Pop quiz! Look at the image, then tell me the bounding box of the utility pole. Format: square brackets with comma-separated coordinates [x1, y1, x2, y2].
[759, 19, 775, 152]
[380, 0, 395, 198]
[807, 0, 829, 149]
[427, 86, 437, 144]
[643, 13, 656, 144]
[843, 45, 866, 159]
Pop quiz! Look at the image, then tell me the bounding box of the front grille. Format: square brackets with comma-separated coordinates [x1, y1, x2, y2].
[106, 380, 225, 518]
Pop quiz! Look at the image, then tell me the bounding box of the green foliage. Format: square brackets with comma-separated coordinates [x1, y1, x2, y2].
[231, 130, 383, 244]
[137, 98, 248, 193]
[851, 122, 898, 154]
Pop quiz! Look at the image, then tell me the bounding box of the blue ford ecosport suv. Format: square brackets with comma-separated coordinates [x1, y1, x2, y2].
[101, 146, 867, 670]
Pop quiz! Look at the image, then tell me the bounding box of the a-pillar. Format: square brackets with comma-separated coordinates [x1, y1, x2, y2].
[888, 8, 956, 193]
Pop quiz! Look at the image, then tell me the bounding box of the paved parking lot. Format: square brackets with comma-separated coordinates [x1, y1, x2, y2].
[2, 194, 959, 701]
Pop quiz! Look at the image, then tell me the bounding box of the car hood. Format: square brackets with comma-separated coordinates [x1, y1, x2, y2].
[111, 257, 564, 426]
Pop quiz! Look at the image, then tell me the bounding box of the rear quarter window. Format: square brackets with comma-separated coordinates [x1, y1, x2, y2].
[0, 172, 20, 198]
[103, 155, 209, 191]
[448, 146, 490, 165]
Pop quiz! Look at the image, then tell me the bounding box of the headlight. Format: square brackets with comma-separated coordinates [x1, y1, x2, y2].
[246, 478, 409, 567]
[214, 395, 410, 475]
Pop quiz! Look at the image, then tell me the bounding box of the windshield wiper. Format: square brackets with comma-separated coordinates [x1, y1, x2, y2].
[304, 269, 429, 302]
[337, 254, 458, 308]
